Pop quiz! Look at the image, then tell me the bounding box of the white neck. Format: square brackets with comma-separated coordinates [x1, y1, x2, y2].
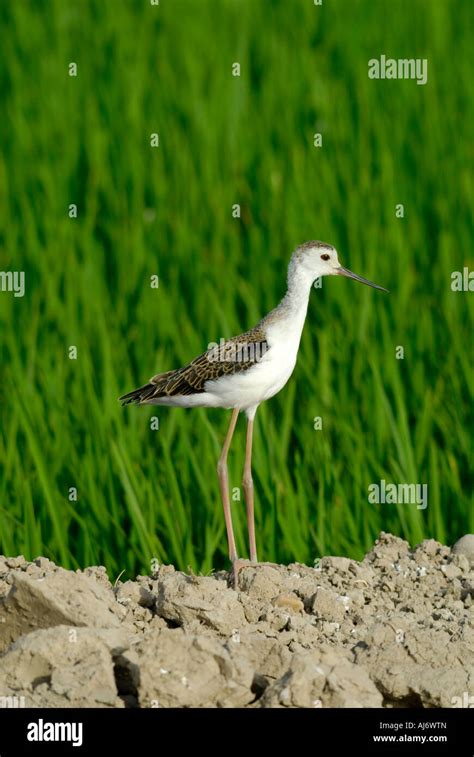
[262, 264, 314, 343]
[284, 263, 315, 312]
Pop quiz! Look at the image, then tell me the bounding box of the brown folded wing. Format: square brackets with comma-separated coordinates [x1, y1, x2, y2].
[120, 324, 268, 405]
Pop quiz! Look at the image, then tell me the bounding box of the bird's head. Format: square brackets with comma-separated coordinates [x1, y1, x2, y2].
[290, 240, 388, 292]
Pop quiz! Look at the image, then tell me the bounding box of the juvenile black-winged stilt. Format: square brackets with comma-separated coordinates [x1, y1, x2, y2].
[120, 241, 388, 586]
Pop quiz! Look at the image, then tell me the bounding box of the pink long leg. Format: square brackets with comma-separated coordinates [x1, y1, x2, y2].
[242, 417, 257, 562]
[217, 408, 240, 562]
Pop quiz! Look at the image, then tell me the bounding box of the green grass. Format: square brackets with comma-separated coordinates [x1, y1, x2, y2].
[0, 0, 472, 579]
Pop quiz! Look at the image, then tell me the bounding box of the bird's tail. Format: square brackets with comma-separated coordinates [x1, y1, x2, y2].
[119, 370, 176, 405]
[119, 383, 157, 406]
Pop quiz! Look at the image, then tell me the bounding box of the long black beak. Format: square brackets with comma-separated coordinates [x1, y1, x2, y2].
[337, 266, 389, 293]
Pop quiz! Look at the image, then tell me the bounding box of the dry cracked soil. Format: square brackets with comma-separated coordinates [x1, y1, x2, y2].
[0, 532, 473, 708]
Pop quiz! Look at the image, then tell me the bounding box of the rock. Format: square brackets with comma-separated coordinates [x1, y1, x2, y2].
[5, 557, 26, 569]
[353, 623, 474, 707]
[284, 564, 322, 599]
[0, 535, 471, 709]
[309, 587, 346, 622]
[33, 557, 57, 570]
[154, 571, 247, 636]
[0, 570, 125, 652]
[365, 533, 411, 564]
[79, 566, 113, 589]
[441, 563, 462, 579]
[0, 626, 129, 707]
[124, 628, 254, 707]
[227, 632, 292, 681]
[452, 535, 474, 567]
[115, 580, 155, 608]
[320, 556, 353, 573]
[415, 539, 444, 557]
[273, 593, 304, 614]
[260, 647, 382, 708]
[237, 565, 286, 601]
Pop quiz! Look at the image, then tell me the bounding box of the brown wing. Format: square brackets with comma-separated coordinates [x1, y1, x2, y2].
[120, 324, 269, 405]
[152, 325, 269, 395]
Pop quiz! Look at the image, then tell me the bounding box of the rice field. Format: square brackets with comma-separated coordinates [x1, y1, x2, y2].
[0, 0, 472, 578]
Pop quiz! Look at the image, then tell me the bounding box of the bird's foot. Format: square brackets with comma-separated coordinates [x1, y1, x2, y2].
[229, 558, 280, 590]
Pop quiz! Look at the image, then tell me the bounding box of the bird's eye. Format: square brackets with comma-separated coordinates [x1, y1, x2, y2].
[321, 253, 330, 261]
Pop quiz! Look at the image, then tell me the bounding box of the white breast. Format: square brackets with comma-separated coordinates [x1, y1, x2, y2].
[154, 279, 313, 415]
[204, 313, 306, 411]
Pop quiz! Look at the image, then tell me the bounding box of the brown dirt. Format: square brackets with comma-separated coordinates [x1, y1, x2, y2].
[0, 532, 473, 708]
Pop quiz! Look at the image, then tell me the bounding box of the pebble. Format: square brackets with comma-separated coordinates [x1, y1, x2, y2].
[452, 535, 474, 568]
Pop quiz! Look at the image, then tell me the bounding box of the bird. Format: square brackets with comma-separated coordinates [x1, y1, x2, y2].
[120, 241, 388, 586]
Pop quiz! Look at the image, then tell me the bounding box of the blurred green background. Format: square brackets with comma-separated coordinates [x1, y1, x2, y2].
[0, 0, 472, 578]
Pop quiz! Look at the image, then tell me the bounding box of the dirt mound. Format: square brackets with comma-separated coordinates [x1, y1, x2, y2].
[0, 533, 472, 708]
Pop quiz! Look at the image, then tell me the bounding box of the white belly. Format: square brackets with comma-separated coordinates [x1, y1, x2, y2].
[148, 305, 308, 417]
[205, 353, 295, 409]
[204, 320, 302, 411]
[148, 353, 295, 414]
